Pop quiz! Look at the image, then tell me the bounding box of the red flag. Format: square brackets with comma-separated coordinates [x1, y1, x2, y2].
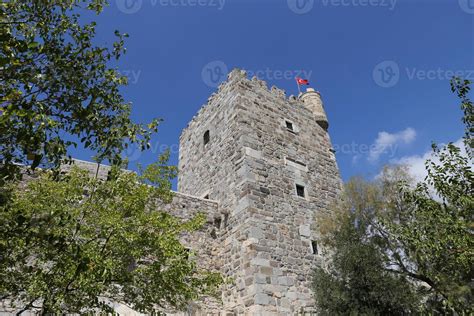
[296, 77, 309, 85]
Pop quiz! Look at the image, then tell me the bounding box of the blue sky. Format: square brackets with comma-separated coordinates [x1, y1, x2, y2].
[74, 0, 474, 186]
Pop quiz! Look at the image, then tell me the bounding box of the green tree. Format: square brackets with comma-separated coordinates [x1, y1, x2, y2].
[313, 78, 473, 314]
[0, 154, 223, 314]
[0, 0, 159, 181]
[0, 1, 224, 314]
[451, 77, 474, 156]
[379, 79, 473, 312]
[382, 146, 473, 309]
[313, 175, 422, 316]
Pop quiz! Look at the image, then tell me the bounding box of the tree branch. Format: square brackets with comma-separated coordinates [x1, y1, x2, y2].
[15, 297, 38, 316]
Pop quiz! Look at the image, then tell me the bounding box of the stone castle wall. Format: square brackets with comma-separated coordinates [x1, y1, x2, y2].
[178, 69, 342, 315]
[7, 69, 342, 315]
[154, 192, 227, 315]
[60, 159, 112, 179]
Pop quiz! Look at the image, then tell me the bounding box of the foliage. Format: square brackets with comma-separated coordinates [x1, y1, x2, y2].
[0, 1, 225, 314]
[383, 146, 473, 312]
[313, 78, 473, 314]
[313, 175, 422, 316]
[0, 154, 223, 314]
[0, 0, 159, 181]
[451, 77, 474, 157]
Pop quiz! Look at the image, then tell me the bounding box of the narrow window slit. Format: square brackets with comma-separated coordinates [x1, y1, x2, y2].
[203, 130, 210, 145]
[214, 217, 222, 229]
[311, 240, 318, 255]
[296, 184, 306, 198]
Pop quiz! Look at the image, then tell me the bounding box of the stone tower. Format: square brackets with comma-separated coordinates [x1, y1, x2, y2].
[177, 69, 342, 315]
[0, 69, 342, 315]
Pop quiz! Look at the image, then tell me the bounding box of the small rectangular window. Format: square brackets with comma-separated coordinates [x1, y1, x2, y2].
[311, 240, 318, 255]
[285, 120, 294, 131]
[296, 184, 306, 198]
[214, 217, 221, 229]
[203, 130, 210, 145]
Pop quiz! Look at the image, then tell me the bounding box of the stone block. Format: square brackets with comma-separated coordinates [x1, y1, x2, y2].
[255, 274, 267, 284]
[299, 224, 311, 237]
[248, 227, 264, 240]
[251, 258, 270, 267]
[260, 266, 273, 275]
[278, 276, 295, 286]
[254, 293, 270, 305]
[280, 297, 290, 309]
[244, 147, 262, 159]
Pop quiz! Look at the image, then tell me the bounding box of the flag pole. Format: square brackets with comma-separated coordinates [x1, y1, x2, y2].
[296, 78, 301, 96]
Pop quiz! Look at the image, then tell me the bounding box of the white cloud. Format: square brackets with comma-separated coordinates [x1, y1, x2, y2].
[373, 138, 470, 202]
[368, 127, 417, 162]
[390, 138, 468, 184]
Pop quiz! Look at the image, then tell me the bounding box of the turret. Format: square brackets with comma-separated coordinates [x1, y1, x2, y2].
[299, 88, 329, 131]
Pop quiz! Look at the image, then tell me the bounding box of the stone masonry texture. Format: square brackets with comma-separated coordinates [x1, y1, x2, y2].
[177, 69, 342, 315]
[3, 69, 342, 315]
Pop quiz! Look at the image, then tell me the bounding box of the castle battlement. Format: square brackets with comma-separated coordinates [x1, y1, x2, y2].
[180, 69, 327, 141]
